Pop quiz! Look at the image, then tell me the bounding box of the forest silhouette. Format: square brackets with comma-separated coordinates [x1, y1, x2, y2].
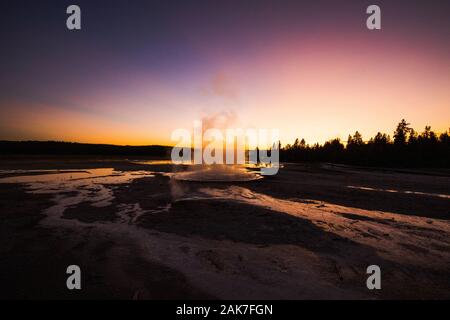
[281, 119, 450, 168]
[1, 119, 449, 168]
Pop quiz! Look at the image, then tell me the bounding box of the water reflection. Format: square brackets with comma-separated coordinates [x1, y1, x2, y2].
[347, 185, 450, 199]
[172, 165, 263, 182]
[0, 168, 154, 218]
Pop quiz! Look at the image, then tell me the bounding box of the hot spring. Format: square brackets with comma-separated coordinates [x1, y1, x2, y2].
[171, 164, 263, 182]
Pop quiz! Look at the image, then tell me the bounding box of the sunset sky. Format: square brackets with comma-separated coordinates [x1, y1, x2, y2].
[0, 0, 449, 146]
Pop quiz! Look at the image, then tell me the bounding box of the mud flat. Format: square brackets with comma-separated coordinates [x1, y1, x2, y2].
[0, 158, 449, 299]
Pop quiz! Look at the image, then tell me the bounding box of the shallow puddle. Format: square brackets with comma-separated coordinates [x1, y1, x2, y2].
[347, 185, 450, 199]
[0, 168, 154, 219]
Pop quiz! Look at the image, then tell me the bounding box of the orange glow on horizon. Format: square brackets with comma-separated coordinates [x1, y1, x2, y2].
[1, 34, 448, 146]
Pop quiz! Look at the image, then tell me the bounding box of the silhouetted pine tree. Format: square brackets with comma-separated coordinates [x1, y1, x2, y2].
[279, 120, 450, 168]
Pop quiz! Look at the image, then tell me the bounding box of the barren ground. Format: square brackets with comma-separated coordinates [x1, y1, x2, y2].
[0, 158, 449, 299]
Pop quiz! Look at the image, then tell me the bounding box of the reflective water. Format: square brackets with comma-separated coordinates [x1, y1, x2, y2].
[347, 185, 450, 199]
[172, 165, 263, 182]
[0, 168, 154, 219]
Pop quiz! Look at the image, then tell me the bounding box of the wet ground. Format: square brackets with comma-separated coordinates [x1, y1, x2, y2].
[0, 158, 449, 299]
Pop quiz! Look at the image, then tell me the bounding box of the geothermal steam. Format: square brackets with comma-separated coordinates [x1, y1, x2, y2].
[172, 111, 262, 182]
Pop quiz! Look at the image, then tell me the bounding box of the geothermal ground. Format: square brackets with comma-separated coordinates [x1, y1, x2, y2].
[0, 158, 449, 299]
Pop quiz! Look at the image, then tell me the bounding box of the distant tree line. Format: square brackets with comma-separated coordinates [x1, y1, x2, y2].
[1, 120, 449, 168]
[281, 119, 450, 168]
[0, 141, 171, 157]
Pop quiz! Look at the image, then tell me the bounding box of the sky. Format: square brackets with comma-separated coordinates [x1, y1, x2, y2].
[0, 0, 449, 146]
